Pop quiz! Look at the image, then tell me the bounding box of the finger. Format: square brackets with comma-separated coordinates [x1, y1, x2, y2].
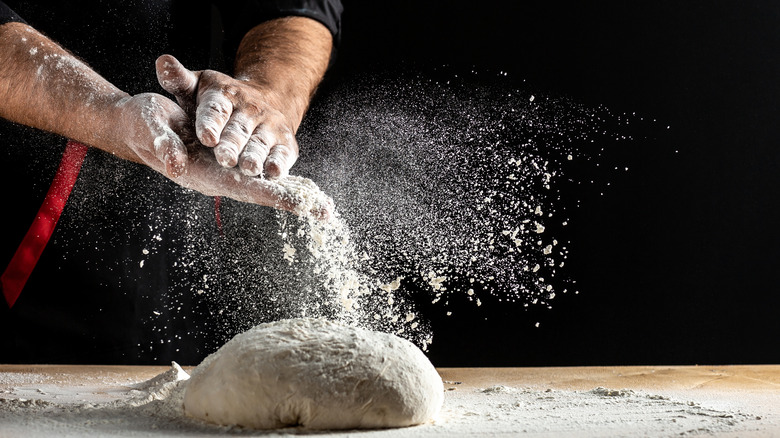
[213, 112, 255, 168]
[264, 133, 299, 178]
[183, 150, 333, 220]
[183, 150, 282, 206]
[153, 125, 188, 178]
[195, 89, 233, 147]
[238, 131, 272, 176]
[155, 54, 199, 111]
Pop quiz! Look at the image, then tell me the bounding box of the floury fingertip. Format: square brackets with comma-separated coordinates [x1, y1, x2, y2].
[214, 143, 239, 168]
[239, 152, 264, 176]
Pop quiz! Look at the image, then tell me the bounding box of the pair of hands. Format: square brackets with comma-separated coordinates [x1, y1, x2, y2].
[117, 55, 331, 218]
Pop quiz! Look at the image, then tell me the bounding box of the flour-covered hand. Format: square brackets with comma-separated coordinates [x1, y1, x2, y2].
[155, 54, 298, 179]
[114, 93, 191, 178]
[115, 93, 329, 218]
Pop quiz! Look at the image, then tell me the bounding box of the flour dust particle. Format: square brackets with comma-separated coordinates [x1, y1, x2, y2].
[42, 66, 654, 358]
[291, 68, 646, 321]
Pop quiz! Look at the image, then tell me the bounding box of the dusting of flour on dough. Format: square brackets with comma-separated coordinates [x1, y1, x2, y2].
[183, 318, 443, 430]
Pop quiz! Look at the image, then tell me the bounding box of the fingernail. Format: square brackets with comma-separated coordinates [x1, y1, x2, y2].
[214, 144, 238, 167]
[264, 152, 288, 178]
[264, 160, 282, 178]
[196, 125, 219, 147]
[240, 153, 263, 176]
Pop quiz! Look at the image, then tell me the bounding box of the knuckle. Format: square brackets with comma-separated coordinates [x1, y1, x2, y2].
[242, 102, 264, 118]
[219, 83, 239, 97]
[208, 101, 230, 117]
[200, 69, 217, 80]
[248, 136, 271, 153]
[222, 123, 252, 142]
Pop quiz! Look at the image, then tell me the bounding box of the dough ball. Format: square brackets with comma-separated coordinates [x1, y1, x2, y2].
[183, 318, 443, 429]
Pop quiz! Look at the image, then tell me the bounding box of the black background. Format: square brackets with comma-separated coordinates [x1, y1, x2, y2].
[328, 1, 780, 366]
[2, 1, 777, 368]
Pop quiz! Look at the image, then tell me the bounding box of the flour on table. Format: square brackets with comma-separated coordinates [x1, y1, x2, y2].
[183, 318, 443, 430]
[0, 366, 769, 437]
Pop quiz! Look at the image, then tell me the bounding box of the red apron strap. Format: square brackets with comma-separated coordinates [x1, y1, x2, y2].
[2, 140, 88, 308]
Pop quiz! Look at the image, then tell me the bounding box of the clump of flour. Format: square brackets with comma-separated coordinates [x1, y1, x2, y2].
[268, 177, 433, 347]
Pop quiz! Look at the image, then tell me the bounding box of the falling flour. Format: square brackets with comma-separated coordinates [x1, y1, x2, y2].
[48, 67, 661, 358]
[269, 175, 433, 348]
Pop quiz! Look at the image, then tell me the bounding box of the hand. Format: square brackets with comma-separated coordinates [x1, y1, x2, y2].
[155, 54, 299, 179]
[115, 93, 332, 218]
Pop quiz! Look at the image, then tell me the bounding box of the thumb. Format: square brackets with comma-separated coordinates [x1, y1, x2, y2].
[155, 54, 199, 110]
[147, 97, 190, 179]
[153, 121, 189, 179]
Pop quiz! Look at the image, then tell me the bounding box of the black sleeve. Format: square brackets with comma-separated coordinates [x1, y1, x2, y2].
[0, 1, 25, 25]
[272, 0, 343, 43]
[216, 0, 343, 60]
[217, 0, 342, 41]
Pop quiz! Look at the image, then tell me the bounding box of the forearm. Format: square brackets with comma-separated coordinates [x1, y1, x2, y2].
[234, 16, 333, 132]
[0, 22, 135, 160]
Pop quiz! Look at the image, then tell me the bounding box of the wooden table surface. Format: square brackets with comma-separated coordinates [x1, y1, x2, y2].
[439, 364, 780, 391]
[3, 363, 778, 392]
[1, 364, 779, 399]
[1, 364, 779, 437]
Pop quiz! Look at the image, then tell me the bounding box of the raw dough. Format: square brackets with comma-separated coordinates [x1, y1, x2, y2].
[182, 318, 443, 429]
